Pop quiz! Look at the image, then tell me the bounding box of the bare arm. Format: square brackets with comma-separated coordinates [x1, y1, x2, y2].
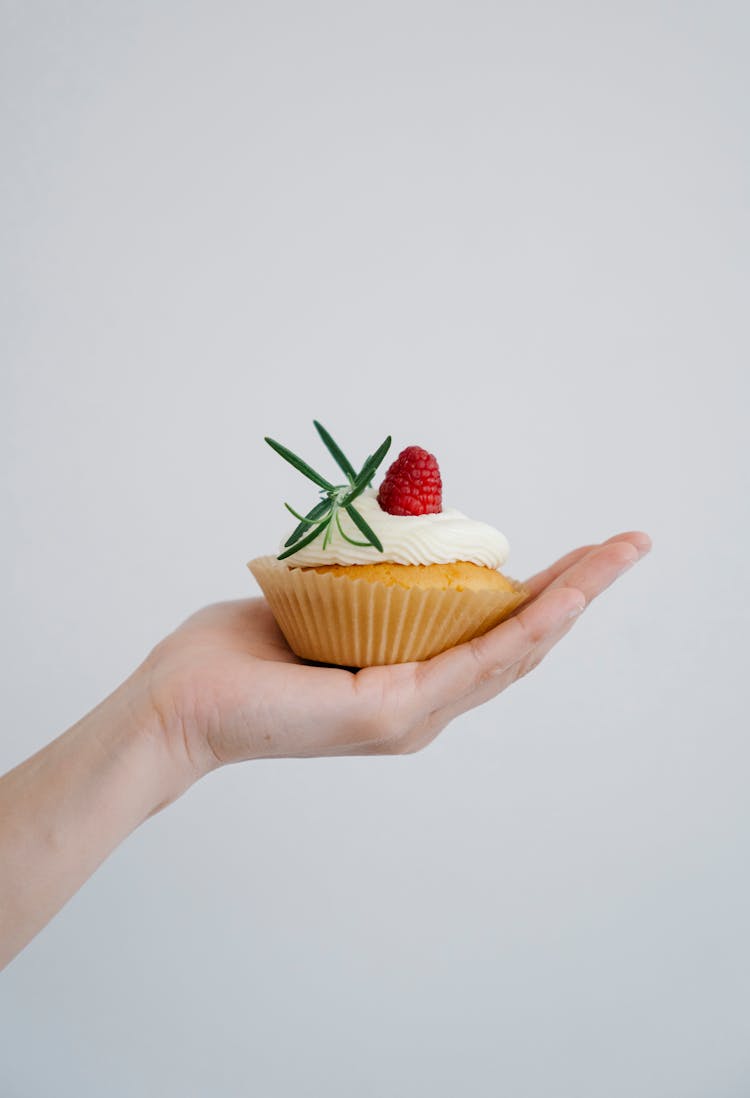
[0, 678, 195, 969]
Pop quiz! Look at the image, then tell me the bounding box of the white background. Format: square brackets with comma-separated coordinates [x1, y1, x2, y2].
[2, 3, 748, 1095]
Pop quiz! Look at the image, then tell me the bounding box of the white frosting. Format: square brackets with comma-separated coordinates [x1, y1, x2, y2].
[280, 490, 510, 568]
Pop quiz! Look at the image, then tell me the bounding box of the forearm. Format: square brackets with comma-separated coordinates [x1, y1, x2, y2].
[0, 673, 193, 970]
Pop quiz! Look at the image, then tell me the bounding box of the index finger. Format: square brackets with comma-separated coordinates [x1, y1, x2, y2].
[523, 530, 652, 599]
[413, 537, 648, 713]
[413, 584, 586, 712]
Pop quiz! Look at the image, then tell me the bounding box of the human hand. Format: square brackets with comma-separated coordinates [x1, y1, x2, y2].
[143, 531, 651, 782]
[0, 530, 651, 966]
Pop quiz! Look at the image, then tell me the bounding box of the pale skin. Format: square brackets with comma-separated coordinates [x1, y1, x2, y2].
[0, 531, 650, 970]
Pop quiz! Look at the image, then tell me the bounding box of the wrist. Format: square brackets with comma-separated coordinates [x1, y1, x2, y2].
[129, 651, 223, 798]
[0, 662, 203, 967]
[97, 668, 207, 819]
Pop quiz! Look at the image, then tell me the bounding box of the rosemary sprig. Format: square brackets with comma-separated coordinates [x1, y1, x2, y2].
[264, 437, 335, 492]
[344, 504, 383, 551]
[277, 518, 330, 560]
[313, 420, 357, 483]
[283, 497, 333, 547]
[266, 423, 391, 560]
[335, 511, 372, 547]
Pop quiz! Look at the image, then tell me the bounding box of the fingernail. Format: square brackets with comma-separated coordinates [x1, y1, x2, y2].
[636, 537, 653, 559]
[566, 599, 586, 620]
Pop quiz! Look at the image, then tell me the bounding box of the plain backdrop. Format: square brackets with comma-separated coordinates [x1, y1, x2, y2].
[1, 2, 748, 1096]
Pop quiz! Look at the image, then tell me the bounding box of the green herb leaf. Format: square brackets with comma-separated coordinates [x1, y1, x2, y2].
[322, 504, 336, 550]
[284, 498, 333, 546]
[284, 502, 316, 523]
[277, 518, 329, 560]
[357, 435, 392, 487]
[345, 504, 384, 552]
[265, 437, 334, 491]
[313, 421, 357, 483]
[344, 435, 392, 504]
[335, 511, 373, 547]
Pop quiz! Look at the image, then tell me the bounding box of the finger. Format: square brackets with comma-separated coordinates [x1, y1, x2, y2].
[522, 546, 594, 599]
[532, 538, 642, 604]
[523, 530, 652, 599]
[465, 538, 650, 693]
[433, 604, 585, 728]
[412, 584, 587, 713]
[411, 537, 648, 718]
[446, 541, 648, 716]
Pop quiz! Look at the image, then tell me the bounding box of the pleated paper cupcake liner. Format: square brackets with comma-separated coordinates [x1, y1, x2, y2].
[248, 556, 528, 668]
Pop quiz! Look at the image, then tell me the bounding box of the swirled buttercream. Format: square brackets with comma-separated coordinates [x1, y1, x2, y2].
[280, 491, 509, 569]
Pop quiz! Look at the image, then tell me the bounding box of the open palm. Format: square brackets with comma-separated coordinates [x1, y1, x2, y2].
[145, 532, 650, 777]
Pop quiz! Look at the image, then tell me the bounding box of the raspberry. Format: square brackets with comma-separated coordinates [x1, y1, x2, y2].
[377, 445, 442, 516]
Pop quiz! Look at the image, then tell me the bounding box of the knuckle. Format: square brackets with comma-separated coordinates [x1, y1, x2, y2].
[467, 637, 495, 687]
[515, 649, 545, 681]
[512, 611, 545, 649]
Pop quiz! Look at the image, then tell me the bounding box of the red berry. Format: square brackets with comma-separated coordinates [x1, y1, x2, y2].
[377, 445, 442, 516]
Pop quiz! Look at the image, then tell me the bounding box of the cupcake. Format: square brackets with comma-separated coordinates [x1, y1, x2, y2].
[248, 422, 528, 667]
